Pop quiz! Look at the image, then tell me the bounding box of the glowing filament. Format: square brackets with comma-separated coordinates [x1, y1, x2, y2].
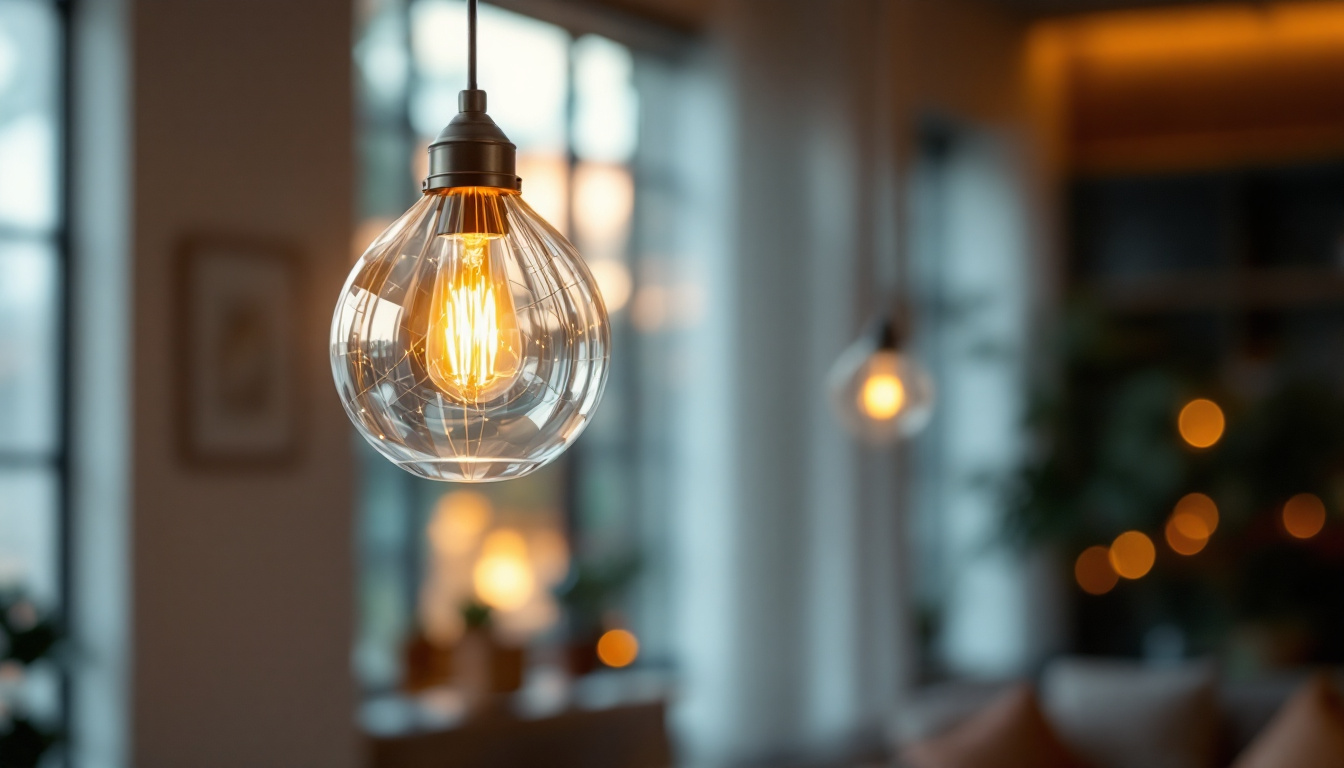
[859, 372, 906, 421]
[426, 233, 522, 403]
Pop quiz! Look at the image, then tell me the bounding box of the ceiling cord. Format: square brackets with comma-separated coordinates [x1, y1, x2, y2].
[468, 0, 478, 91]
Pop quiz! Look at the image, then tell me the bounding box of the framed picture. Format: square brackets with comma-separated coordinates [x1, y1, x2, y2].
[177, 234, 302, 468]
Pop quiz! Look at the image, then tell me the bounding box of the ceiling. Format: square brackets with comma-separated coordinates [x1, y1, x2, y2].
[584, 0, 715, 31]
[577, 0, 1279, 32]
[992, 0, 1237, 17]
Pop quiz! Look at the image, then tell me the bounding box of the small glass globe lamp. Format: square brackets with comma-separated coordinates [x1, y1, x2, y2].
[828, 317, 934, 443]
[330, 5, 609, 482]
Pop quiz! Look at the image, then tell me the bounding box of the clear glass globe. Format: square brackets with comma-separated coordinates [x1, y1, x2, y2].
[828, 334, 935, 444]
[331, 187, 610, 482]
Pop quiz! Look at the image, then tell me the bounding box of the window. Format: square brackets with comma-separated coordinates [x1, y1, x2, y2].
[353, 0, 686, 720]
[910, 124, 1033, 679]
[0, 0, 70, 747]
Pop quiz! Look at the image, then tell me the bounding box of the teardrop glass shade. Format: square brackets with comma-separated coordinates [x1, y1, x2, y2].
[331, 188, 611, 482]
[827, 336, 935, 444]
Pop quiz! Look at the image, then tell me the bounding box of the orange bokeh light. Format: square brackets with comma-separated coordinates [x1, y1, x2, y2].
[596, 629, 639, 668]
[1171, 492, 1218, 539]
[428, 490, 493, 555]
[1109, 531, 1156, 579]
[1178, 399, 1225, 448]
[1283, 493, 1327, 540]
[1165, 516, 1208, 556]
[472, 529, 536, 611]
[1075, 545, 1119, 595]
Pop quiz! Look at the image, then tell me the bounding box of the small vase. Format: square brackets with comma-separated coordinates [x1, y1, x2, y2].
[454, 628, 494, 712]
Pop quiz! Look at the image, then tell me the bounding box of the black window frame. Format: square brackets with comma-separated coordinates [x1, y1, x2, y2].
[0, 0, 75, 754]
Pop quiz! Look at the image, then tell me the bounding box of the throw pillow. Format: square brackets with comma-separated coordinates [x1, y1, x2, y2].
[1232, 673, 1344, 768]
[902, 683, 1091, 768]
[1041, 657, 1219, 768]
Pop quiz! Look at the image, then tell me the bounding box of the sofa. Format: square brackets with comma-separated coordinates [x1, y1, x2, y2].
[888, 657, 1344, 768]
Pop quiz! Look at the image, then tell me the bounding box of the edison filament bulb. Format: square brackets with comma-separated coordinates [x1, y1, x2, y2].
[424, 193, 522, 404]
[331, 81, 610, 482]
[828, 317, 934, 443]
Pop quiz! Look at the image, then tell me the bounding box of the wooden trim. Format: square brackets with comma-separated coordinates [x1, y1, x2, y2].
[1087, 267, 1344, 314]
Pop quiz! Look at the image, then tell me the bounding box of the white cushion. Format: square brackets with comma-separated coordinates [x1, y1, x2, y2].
[1041, 657, 1219, 768]
[889, 679, 1015, 746]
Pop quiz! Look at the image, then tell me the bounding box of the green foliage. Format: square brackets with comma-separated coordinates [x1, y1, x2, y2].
[0, 589, 61, 768]
[554, 554, 641, 639]
[0, 718, 57, 768]
[0, 598, 58, 668]
[460, 600, 492, 630]
[1003, 299, 1344, 660]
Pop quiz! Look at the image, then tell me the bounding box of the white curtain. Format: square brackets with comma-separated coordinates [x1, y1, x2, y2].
[660, 0, 1052, 764]
[666, 2, 908, 764]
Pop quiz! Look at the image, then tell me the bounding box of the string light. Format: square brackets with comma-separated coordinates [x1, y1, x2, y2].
[1178, 399, 1225, 448]
[1109, 531, 1156, 580]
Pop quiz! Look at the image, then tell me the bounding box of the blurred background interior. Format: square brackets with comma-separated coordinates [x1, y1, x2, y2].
[5, 0, 1344, 766]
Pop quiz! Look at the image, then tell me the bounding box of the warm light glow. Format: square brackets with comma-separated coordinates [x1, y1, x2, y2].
[859, 372, 906, 421]
[352, 217, 394, 263]
[473, 529, 535, 611]
[1165, 516, 1207, 556]
[1166, 491, 1218, 556]
[1075, 545, 1119, 595]
[1283, 493, 1327, 540]
[573, 162, 634, 260]
[515, 153, 569, 234]
[426, 227, 522, 404]
[428, 490, 493, 555]
[588, 260, 631, 312]
[596, 629, 639, 668]
[1171, 513, 1209, 540]
[1063, 4, 1344, 60]
[631, 285, 668, 332]
[1172, 492, 1219, 538]
[1109, 531, 1156, 579]
[529, 527, 570, 587]
[1178, 399, 1225, 448]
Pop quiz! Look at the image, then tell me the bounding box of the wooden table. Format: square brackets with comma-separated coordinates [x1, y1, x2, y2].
[367, 699, 672, 768]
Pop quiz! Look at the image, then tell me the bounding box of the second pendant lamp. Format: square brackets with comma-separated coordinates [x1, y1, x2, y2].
[330, 0, 611, 483]
[828, 315, 934, 444]
[827, 5, 934, 445]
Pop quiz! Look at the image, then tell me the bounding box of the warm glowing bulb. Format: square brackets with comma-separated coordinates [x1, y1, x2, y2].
[333, 23, 610, 483]
[828, 336, 935, 443]
[428, 490, 493, 555]
[596, 629, 639, 668]
[426, 232, 523, 404]
[332, 186, 610, 483]
[859, 372, 906, 421]
[473, 529, 535, 611]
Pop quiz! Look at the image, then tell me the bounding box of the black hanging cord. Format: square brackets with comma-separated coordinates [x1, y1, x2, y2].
[424, 0, 520, 191]
[467, 0, 478, 91]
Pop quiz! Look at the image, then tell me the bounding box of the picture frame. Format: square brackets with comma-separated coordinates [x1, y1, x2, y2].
[176, 234, 303, 469]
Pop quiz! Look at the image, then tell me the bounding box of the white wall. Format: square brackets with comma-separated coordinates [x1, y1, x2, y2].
[120, 1, 357, 766]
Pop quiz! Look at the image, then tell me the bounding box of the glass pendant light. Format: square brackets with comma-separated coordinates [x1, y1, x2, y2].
[331, 0, 610, 482]
[829, 315, 934, 444]
[827, 13, 933, 446]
